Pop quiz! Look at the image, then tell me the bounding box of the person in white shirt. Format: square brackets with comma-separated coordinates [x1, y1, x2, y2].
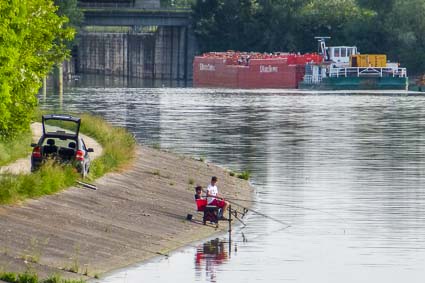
[206, 176, 228, 217]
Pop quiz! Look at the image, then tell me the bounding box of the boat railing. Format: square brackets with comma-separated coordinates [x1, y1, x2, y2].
[303, 74, 323, 84]
[329, 67, 407, 78]
[304, 75, 313, 84]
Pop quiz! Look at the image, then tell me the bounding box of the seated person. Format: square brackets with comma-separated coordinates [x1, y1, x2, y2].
[206, 176, 229, 219]
[206, 176, 228, 211]
[195, 185, 203, 200]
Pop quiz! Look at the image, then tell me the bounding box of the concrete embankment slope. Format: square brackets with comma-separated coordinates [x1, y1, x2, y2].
[0, 146, 253, 279]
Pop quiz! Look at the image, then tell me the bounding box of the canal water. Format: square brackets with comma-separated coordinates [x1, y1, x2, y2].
[41, 81, 425, 283]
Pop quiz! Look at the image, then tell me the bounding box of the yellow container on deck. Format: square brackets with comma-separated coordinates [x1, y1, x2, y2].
[350, 54, 387, 67]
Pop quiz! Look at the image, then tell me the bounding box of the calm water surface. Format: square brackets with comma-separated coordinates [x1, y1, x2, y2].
[42, 82, 425, 283]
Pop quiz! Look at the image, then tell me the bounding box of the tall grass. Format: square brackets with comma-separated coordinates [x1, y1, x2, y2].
[0, 131, 32, 166]
[78, 113, 136, 178]
[0, 162, 76, 204]
[0, 271, 85, 283]
[0, 113, 136, 204]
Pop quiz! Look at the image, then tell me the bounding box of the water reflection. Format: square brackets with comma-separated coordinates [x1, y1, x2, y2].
[195, 239, 229, 282]
[63, 74, 188, 89]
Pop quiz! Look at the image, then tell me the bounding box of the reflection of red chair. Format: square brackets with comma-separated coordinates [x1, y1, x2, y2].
[195, 239, 228, 265]
[196, 199, 219, 225]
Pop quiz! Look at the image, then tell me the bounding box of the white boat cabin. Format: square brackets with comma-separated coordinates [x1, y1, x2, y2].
[326, 46, 358, 67]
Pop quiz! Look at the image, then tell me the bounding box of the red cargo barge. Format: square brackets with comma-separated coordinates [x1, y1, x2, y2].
[193, 51, 323, 89]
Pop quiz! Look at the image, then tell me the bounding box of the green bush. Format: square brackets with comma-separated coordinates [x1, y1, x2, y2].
[0, 272, 17, 283]
[17, 272, 38, 283]
[237, 170, 251, 180]
[0, 272, 85, 283]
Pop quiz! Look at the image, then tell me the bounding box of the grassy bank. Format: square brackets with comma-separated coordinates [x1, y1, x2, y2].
[0, 131, 32, 167]
[0, 271, 84, 283]
[0, 113, 136, 204]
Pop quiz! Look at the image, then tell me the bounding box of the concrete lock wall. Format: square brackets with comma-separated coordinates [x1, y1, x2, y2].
[77, 26, 192, 80]
[79, 0, 160, 9]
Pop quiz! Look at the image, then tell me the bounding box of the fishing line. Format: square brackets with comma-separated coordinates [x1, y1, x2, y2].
[226, 196, 348, 227]
[226, 199, 292, 229]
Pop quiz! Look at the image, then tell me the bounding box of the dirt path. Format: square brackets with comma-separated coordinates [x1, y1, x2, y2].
[0, 123, 102, 175]
[0, 145, 253, 279]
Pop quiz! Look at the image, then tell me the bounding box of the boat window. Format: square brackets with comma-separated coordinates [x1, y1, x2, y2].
[334, 48, 340, 57]
[347, 48, 352, 57]
[341, 48, 346, 57]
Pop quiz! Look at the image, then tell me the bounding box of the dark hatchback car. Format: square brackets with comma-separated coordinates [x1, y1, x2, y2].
[31, 114, 94, 177]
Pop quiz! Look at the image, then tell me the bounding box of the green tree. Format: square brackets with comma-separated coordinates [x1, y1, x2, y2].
[54, 0, 83, 51]
[355, 0, 425, 74]
[356, 0, 395, 13]
[192, 0, 367, 52]
[54, 0, 84, 30]
[298, 0, 371, 49]
[258, 0, 308, 52]
[192, 0, 264, 52]
[385, 0, 425, 74]
[0, 0, 74, 139]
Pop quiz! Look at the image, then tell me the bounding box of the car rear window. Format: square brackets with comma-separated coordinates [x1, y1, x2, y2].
[44, 119, 79, 136]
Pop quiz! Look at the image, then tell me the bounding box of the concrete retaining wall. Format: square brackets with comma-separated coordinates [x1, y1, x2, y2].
[75, 26, 194, 80]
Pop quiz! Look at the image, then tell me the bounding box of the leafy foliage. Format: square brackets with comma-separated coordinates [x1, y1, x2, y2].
[0, 1, 74, 139]
[54, 0, 84, 29]
[54, 0, 84, 48]
[193, 0, 265, 52]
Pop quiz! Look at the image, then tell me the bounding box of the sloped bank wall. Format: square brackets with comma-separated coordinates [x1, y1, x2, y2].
[76, 26, 196, 80]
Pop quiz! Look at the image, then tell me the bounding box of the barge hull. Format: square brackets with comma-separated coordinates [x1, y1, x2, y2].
[193, 54, 319, 89]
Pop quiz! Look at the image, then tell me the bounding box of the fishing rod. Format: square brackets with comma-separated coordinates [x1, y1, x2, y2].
[226, 199, 292, 228]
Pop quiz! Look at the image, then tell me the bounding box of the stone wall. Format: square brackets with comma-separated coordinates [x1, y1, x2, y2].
[76, 26, 194, 80]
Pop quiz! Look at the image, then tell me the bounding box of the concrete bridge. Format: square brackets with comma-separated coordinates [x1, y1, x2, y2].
[72, 0, 197, 82]
[79, 0, 160, 9]
[83, 9, 191, 27]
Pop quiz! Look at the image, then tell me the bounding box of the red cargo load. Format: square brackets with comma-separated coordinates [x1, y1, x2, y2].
[193, 51, 323, 89]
